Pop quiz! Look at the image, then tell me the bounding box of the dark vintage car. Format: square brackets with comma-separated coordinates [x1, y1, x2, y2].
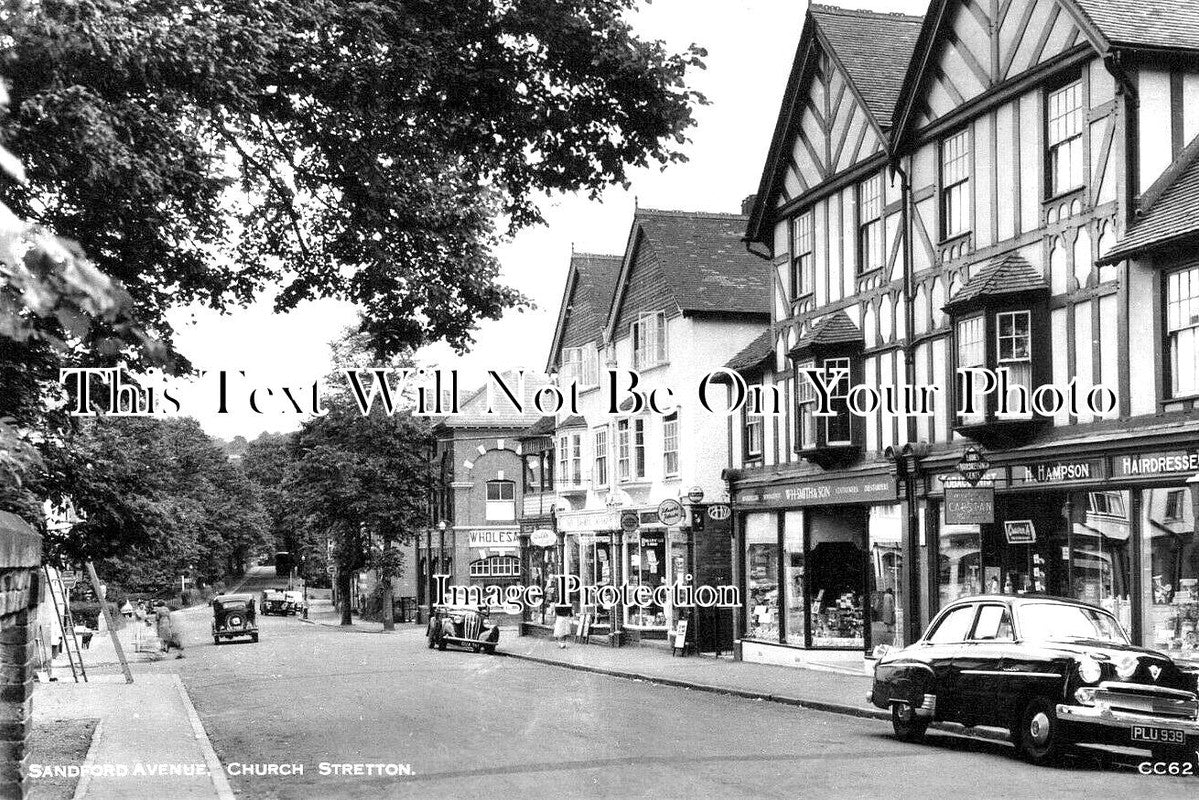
[871, 595, 1199, 764]
[212, 593, 259, 645]
[261, 588, 294, 616]
[427, 604, 500, 653]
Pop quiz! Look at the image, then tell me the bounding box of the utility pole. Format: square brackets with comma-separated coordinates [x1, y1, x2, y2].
[381, 532, 395, 632]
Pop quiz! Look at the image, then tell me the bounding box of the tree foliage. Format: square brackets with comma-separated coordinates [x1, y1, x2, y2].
[2, 0, 706, 355]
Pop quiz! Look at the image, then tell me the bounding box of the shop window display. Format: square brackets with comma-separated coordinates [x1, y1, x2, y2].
[869, 504, 904, 649]
[745, 513, 779, 641]
[937, 508, 983, 607]
[1140, 486, 1199, 665]
[626, 533, 667, 628]
[808, 509, 866, 649]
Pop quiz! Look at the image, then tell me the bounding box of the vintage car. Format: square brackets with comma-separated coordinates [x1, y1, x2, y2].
[261, 588, 293, 616]
[871, 594, 1199, 764]
[426, 604, 500, 653]
[212, 593, 259, 644]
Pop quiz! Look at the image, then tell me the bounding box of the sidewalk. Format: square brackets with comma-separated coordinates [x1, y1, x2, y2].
[32, 673, 233, 800]
[500, 636, 887, 721]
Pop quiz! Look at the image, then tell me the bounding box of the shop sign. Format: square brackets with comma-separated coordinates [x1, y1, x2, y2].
[467, 530, 518, 548]
[529, 529, 557, 548]
[733, 474, 894, 509]
[944, 486, 995, 524]
[687, 486, 705, 503]
[1015, 457, 1106, 485]
[956, 446, 990, 487]
[620, 511, 640, 533]
[708, 504, 731, 521]
[657, 499, 686, 526]
[1110, 450, 1199, 479]
[1004, 520, 1036, 544]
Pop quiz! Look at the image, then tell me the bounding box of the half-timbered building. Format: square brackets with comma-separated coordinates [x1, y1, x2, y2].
[730, 0, 1199, 670]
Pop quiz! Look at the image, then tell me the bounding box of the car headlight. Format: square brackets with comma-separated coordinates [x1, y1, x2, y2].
[1074, 686, 1097, 705]
[1115, 656, 1138, 680]
[1078, 657, 1102, 684]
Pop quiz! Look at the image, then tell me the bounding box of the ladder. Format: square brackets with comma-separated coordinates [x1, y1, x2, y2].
[42, 566, 87, 683]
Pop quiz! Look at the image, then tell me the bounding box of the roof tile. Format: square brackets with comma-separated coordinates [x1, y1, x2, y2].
[944, 253, 1048, 310]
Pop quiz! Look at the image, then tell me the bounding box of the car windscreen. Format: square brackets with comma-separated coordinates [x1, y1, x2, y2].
[1017, 603, 1128, 644]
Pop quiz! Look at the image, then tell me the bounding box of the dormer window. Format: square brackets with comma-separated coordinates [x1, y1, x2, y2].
[632, 312, 667, 370]
[561, 346, 599, 388]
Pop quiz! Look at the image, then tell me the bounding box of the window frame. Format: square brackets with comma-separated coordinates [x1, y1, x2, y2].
[593, 426, 608, 487]
[995, 309, 1032, 397]
[791, 211, 814, 299]
[1045, 78, 1085, 199]
[743, 408, 764, 460]
[616, 419, 631, 481]
[925, 603, 980, 644]
[1165, 264, 1199, 399]
[939, 128, 971, 240]
[856, 172, 885, 275]
[632, 311, 668, 370]
[663, 412, 679, 477]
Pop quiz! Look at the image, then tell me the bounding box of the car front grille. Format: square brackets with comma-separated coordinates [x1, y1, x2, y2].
[464, 614, 481, 641]
[1094, 682, 1199, 720]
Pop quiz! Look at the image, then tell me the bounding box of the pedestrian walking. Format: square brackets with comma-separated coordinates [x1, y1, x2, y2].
[552, 602, 573, 649]
[155, 603, 185, 658]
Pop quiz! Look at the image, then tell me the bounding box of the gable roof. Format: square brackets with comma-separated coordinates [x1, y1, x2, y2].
[1097, 135, 1199, 264]
[605, 209, 768, 337]
[545, 252, 622, 371]
[792, 310, 864, 353]
[432, 372, 554, 431]
[809, 5, 924, 125]
[891, 0, 1199, 150]
[943, 253, 1048, 311]
[746, 4, 922, 246]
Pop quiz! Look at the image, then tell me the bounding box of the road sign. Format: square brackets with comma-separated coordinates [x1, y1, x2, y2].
[59, 571, 79, 590]
[326, 565, 335, 575]
[956, 446, 990, 487]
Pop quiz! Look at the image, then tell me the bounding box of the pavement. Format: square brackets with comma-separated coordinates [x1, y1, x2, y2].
[28, 567, 1198, 799]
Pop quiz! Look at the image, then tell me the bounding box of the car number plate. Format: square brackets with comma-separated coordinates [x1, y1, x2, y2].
[1131, 726, 1186, 745]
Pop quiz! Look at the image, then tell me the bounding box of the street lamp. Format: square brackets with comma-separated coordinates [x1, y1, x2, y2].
[438, 520, 448, 604]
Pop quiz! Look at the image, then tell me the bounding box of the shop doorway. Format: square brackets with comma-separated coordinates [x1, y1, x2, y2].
[807, 508, 869, 649]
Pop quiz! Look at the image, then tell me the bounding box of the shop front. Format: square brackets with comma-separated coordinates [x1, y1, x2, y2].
[733, 469, 904, 665]
[928, 445, 1199, 669]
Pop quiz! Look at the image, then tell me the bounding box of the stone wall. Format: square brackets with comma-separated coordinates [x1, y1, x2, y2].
[0, 512, 43, 800]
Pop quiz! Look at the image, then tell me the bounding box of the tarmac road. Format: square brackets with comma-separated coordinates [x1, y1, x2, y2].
[132, 568, 1196, 799]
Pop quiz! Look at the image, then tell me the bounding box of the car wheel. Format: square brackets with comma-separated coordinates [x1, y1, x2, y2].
[1150, 738, 1196, 765]
[891, 703, 928, 743]
[213, 636, 221, 646]
[436, 638, 447, 651]
[483, 644, 496, 655]
[1014, 698, 1065, 765]
[427, 633, 436, 649]
[471, 644, 481, 653]
[251, 633, 259, 643]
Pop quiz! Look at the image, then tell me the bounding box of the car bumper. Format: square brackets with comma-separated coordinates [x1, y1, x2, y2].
[1056, 703, 1199, 736]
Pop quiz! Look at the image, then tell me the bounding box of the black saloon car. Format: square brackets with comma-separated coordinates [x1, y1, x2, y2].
[871, 595, 1199, 764]
[427, 604, 500, 653]
[211, 593, 259, 645]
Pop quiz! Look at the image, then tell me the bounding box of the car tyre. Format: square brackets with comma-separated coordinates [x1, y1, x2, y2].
[213, 636, 221, 646]
[251, 633, 259, 643]
[891, 703, 928, 743]
[436, 638, 447, 651]
[1014, 698, 1065, 765]
[427, 634, 436, 649]
[1150, 738, 1196, 765]
[483, 644, 496, 655]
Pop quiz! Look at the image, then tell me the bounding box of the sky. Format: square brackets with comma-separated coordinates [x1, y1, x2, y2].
[165, 0, 930, 441]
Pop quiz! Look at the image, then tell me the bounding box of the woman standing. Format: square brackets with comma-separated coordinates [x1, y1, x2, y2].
[552, 602, 573, 649]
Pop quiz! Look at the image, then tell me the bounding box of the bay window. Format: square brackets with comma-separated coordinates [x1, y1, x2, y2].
[996, 310, 1032, 395]
[558, 432, 582, 486]
[1047, 80, 1084, 197]
[956, 315, 986, 425]
[1167, 265, 1199, 397]
[617, 419, 646, 481]
[796, 357, 855, 451]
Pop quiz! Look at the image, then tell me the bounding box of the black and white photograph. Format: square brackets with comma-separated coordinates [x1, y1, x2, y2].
[2, 0, 1199, 797]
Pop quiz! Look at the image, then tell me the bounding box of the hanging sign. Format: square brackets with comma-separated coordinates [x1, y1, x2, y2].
[944, 486, 995, 524]
[657, 499, 685, 527]
[529, 529, 557, 548]
[708, 504, 732, 521]
[956, 446, 990, 487]
[620, 511, 640, 533]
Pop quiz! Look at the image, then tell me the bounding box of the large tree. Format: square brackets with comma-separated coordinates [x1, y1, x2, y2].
[284, 403, 432, 627]
[2, 0, 706, 355]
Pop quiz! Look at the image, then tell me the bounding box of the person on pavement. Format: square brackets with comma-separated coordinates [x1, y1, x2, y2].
[155, 603, 185, 658]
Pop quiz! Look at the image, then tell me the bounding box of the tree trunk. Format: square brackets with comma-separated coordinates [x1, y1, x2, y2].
[338, 564, 353, 626]
[381, 537, 395, 632]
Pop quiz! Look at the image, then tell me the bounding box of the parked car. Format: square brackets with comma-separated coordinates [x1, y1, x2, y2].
[870, 594, 1199, 764]
[283, 590, 305, 615]
[212, 593, 259, 644]
[427, 604, 499, 653]
[262, 588, 293, 616]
